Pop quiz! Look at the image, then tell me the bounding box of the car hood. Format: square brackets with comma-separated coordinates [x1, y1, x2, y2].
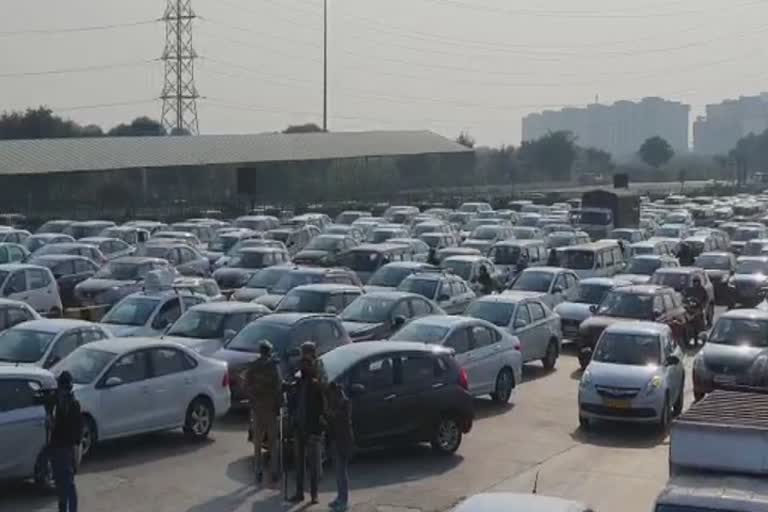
[701, 342, 768, 372]
[162, 335, 224, 356]
[363, 284, 395, 293]
[341, 320, 385, 336]
[588, 361, 660, 389]
[211, 347, 259, 370]
[613, 273, 651, 285]
[554, 302, 593, 322]
[254, 293, 283, 310]
[101, 324, 146, 337]
[76, 278, 136, 293]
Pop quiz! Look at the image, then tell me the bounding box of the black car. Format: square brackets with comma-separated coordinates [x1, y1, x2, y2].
[73, 256, 171, 307]
[28, 254, 100, 308]
[321, 341, 474, 454]
[211, 312, 352, 408]
[340, 291, 444, 342]
[292, 234, 358, 267]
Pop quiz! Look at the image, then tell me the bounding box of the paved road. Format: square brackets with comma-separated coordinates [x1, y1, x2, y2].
[1, 328, 709, 512]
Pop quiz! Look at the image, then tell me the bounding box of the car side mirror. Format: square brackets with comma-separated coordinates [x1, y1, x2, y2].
[223, 329, 237, 342]
[589, 304, 598, 314]
[437, 294, 450, 302]
[666, 354, 680, 366]
[105, 376, 123, 388]
[349, 383, 366, 396]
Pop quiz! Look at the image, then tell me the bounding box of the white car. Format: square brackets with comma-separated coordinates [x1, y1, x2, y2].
[100, 289, 208, 338]
[391, 315, 522, 404]
[0, 263, 63, 316]
[54, 337, 231, 457]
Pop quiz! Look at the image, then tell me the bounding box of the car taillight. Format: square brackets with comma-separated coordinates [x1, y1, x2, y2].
[222, 372, 230, 388]
[458, 368, 469, 390]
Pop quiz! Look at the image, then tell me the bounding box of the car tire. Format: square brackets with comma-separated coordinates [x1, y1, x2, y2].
[431, 417, 462, 455]
[184, 397, 214, 440]
[673, 386, 684, 417]
[33, 449, 54, 491]
[490, 368, 514, 404]
[542, 339, 558, 370]
[80, 415, 97, 459]
[658, 396, 671, 433]
[578, 413, 590, 430]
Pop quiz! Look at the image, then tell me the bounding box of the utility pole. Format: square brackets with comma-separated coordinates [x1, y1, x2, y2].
[323, 0, 328, 131]
[161, 0, 200, 135]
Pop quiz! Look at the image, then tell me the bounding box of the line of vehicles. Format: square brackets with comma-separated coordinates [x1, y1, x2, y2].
[4, 191, 768, 511]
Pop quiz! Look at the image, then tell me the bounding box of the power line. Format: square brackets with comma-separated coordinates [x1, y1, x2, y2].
[0, 19, 157, 37]
[0, 59, 157, 79]
[52, 99, 158, 112]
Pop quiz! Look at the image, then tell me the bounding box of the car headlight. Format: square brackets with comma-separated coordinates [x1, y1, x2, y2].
[643, 375, 663, 396]
[579, 370, 592, 389]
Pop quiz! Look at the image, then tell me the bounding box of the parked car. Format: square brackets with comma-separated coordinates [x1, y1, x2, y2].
[0, 298, 40, 331]
[266, 226, 314, 255]
[321, 341, 474, 454]
[0, 243, 30, 264]
[579, 321, 685, 430]
[364, 262, 437, 292]
[0, 366, 57, 486]
[274, 283, 363, 315]
[323, 224, 365, 244]
[614, 255, 679, 285]
[0, 319, 111, 368]
[649, 266, 715, 326]
[554, 277, 631, 341]
[726, 256, 768, 308]
[74, 257, 173, 308]
[78, 237, 135, 260]
[231, 265, 293, 302]
[694, 251, 736, 304]
[397, 271, 476, 314]
[24, 233, 75, 253]
[213, 238, 287, 269]
[100, 226, 150, 246]
[63, 220, 116, 240]
[213, 247, 291, 290]
[387, 238, 431, 262]
[32, 242, 106, 265]
[335, 210, 371, 225]
[462, 225, 514, 254]
[36, 220, 74, 234]
[151, 231, 204, 251]
[163, 301, 271, 356]
[0, 264, 63, 316]
[340, 291, 444, 342]
[0, 229, 30, 244]
[506, 267, 580, 309]
[465, 293, 561, 368]
[391, 315, 522, 403]
[28, 254, 100, 308]
[53, 337, 231, 457]
[254, 266, 362, 310]
[172, 277, 226, 302]
[292, 234, 358, 267]
[99, 289, 207, 338]
[441, 255, 498, 289]
[211, 313, 351, 408]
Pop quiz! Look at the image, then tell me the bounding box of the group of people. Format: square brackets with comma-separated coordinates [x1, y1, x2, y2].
[244, 340, 353, 511]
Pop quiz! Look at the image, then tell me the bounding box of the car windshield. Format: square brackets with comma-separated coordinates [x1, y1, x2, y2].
[167, 310, 228, 339]
[593, 332, 661, 366]
[489, 246, 521, 265]
[226, 322, 290, 353]
[370, 231, 398, 243]
[54, 348, 117, 384]
[736, 260, 768, 274]
[341, 296, 395, 323]
[735, 229, 763, 242]
[270, 272, 325, 295]
[656, 226, 682, 238]
[560, 250, 595, 270]
[598, 291, 653, 319]
[228, 252, 267, 269]
[465, 300, 514, 327]
[512, 271, 554, 293]
[442, 260, 472, 281]
[276, 290, 330, 313]
[650, 272, 690, 291]
[471, 227, 499, 240]
[0, 329, 56, 363]
[390, 323, 449, 343]
[571, 283, 611, 304]
[695, 255, 731, 270]
[101, 297, 160, 326]
[368, 266, 413, 287]
[398, 278, 438, 299]
[627, 258, 662, 275]
[244, 267, 289, 289]
[709, 318, 768, 347]
[95, 262, 149, 280]
[305, 237, 340, 251]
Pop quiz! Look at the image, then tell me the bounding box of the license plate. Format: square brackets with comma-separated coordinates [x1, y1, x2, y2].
[604, 399, 631, 409]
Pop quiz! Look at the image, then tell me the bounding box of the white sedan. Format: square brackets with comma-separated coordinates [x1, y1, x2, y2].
[54, 337, 231, 457]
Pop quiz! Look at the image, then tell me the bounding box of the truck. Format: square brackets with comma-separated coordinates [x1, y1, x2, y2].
[654, 389, 768, 512]
[577, 189, 640, 241]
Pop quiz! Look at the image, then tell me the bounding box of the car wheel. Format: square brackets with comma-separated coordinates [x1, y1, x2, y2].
[431, 417, 462, 455]
[33, 449, 54, 491]
[673, 386, 684, 417]
[658, 396, 671, 433]
[184, 397, 214, 440]
[80, 415, 97, 459]
[578, 413, 590, 430]
[542, 339, 558, 370]
[490, 368, 514, 404]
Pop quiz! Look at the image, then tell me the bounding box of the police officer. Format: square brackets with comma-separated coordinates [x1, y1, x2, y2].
[244, 340, 282, 484]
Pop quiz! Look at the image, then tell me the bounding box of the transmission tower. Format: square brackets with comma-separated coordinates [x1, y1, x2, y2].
[160, 0, 199, 135]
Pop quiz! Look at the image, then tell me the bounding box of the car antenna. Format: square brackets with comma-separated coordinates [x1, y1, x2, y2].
[532, 470, 540, 495]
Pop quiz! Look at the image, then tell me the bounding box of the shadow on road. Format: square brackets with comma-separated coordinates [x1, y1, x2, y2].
[570, 423, 668, 449]
[0, 481, 54, 510]
[522, 365, 555, 383]
[185, 484, 284, 512]
[474, 399, 514, 419]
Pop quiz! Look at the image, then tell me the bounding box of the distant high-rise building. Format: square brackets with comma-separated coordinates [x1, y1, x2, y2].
[693, 93, 768, 155]
[522, 97, 690, 158]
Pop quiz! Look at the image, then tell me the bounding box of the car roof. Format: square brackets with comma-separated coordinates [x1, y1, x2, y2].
[603, 320, 669, 336]
[488, 291, 542, 303]
[14, 319, 98, 333]
[30, 233, 71, 239]
[111, 256, 166, 264]
[362, 290, 423, 300]
[632, 254, 665, 260]
[454, 493, 588, 512]
[443, 255, 487, 263]
[378, 262, 434, 270]
[614, 284, 670, 295]
[407, 314, 481, 328]
[0, 298, 32, 308]
[30, 254, 91, 262]
[721, 308, 768, 321]
[404, 272, 448, 282]
[85, 336, 187, 353]
[522, 266, 563, 274]
[654, 266, 701, 274]
[0, 263, 45, 271]
[238, 246, 283, 254]
[254, 312, 336, 326]
[738, 256, 768, 263]
[580, 277, 630, 286]
[289, 283, 362, 293]
[323, 341, 451, 361]
[698, 251, 732, 257]
[188, 301, 270, 314]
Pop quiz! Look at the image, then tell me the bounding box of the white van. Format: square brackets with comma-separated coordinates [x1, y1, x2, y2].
[558, 240, 625, 279]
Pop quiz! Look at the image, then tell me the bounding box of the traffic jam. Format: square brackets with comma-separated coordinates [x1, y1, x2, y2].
[3, 189, 768, 512]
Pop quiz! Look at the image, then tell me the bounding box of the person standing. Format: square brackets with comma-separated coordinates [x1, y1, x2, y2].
[50, 371, 82, 512]
[289, 342, 326, 504]
[244, 340, 282, 485]
[326, 382, 353, 512]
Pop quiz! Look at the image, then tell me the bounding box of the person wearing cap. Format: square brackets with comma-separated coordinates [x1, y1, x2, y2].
[51, 371, 82, 512]
[244, 340, 282, 484]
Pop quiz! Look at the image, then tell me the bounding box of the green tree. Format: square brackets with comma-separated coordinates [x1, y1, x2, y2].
[108, 116, 166, 137]
[0, 106, 90, 140]
[283, 123, 324, 134]
[456, 131, 476, 148]
[584, 147, 614, 173]
[517, 131, 577, 181]
[638, 136, 674, 169]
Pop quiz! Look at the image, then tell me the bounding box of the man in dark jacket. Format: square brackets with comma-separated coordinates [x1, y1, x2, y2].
[289, 342, 326, 504]
[327, 382, 353, 511]
[51, 371, 82, 512]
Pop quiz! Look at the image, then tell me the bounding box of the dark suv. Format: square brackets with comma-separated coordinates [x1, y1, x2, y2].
[321, 341, 474, 454]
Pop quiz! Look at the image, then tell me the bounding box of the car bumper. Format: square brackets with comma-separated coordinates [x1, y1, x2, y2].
[579, 389, 664, 423]
[213, 391, 232, 417]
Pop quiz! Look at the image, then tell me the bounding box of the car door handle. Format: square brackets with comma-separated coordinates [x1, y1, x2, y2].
[432, 383, 444, 389]
[383, 394, 397, 401]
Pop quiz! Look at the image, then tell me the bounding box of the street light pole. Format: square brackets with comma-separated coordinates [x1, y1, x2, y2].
[323, 0, 328, 131]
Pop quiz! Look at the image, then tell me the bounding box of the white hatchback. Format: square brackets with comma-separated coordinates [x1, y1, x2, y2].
[53, 337, 231, 458]
[0, 264, 63, 316]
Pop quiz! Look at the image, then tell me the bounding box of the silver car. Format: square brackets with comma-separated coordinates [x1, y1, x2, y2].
[554, 277, 631, 341]
[0, 366, 57, 486]
[507, 266, 580, 309]
[465, 292, 561, 368]
[397, 272, 476, 314]
[578, 321, 685, 430]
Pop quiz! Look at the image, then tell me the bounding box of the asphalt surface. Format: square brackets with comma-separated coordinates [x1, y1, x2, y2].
[1, 310, 717, 512]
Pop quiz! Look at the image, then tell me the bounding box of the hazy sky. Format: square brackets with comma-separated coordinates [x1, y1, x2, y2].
[0, 0, 766, 146]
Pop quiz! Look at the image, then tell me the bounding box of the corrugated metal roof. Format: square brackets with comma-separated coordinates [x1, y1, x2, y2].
[0, 130, 470, 175]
